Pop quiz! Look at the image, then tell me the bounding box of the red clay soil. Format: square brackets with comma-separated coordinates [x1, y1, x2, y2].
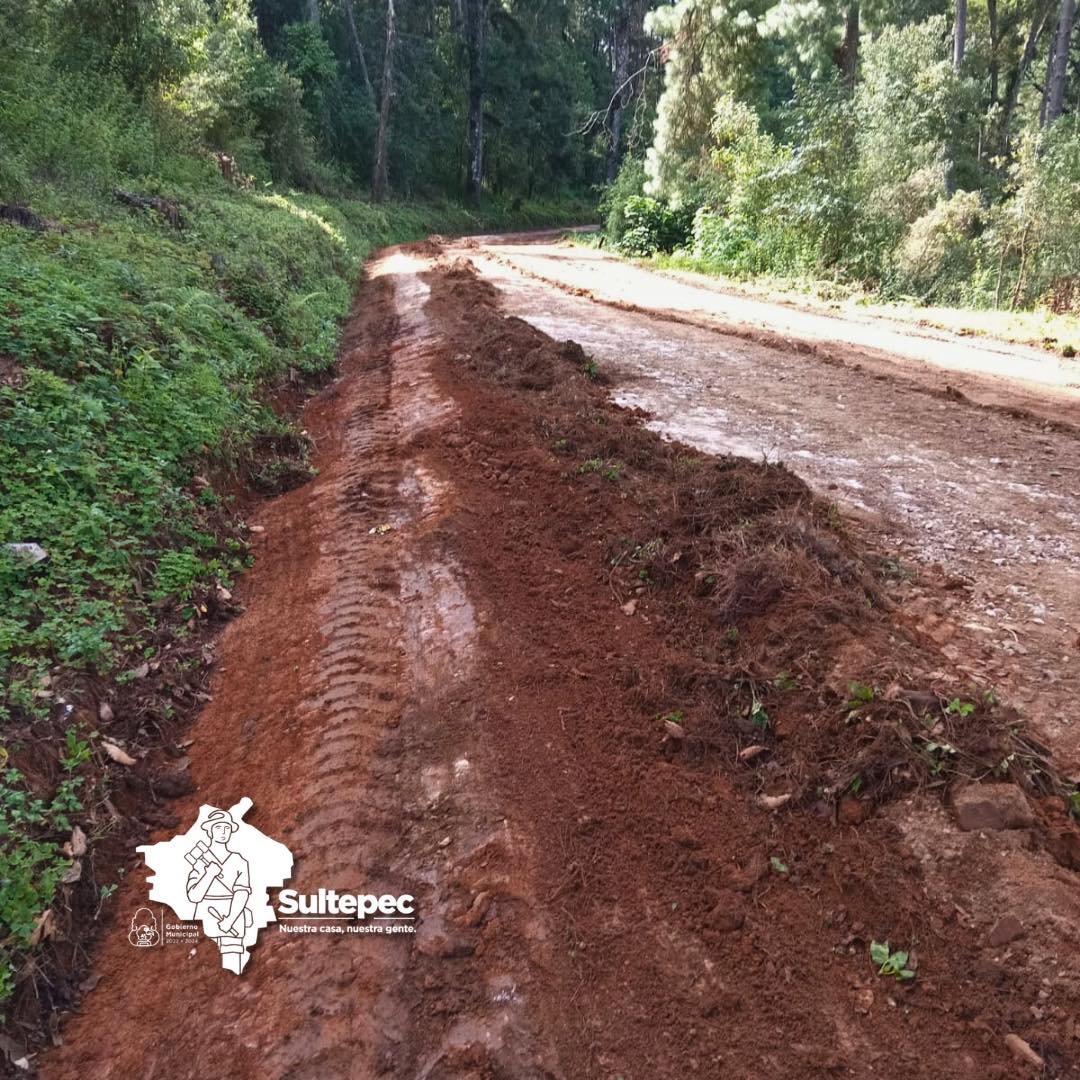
[38, 245, 1080, 1079]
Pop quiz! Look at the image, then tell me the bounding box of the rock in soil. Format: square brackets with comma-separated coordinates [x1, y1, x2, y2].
[986, 914, 1025, 948]
[953, 784, 1034, 831]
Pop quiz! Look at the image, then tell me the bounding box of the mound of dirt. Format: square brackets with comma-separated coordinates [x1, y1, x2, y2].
[416, 253, 1080, 1076]
[427, 256, 1072, 819]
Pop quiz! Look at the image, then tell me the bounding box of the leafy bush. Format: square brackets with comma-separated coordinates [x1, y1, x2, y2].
[981, 118, 1080, 310]
[893, 190, 984, 301]
[601, 157, 649, 246]
[617, 195, 694, 256]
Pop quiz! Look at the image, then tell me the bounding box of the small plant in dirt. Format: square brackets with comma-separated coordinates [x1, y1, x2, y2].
[724, 626, 740, 644]
[0, 767, 85, 957]
[552, 437, 571, 454]
[846, 682, 876, 709]
[918, 738, 958, 775]
[582, 359, 600, 380]
[993, 752, 1017, 778]
[1068, 791, 1080, 820]
[869, 940, 916, 981]
[878, 556, 911, 582]
[944, 698, 975, 717]
[749, 701, 770, 731]
[579, 458, 623, 481]
[769, 855, 789, 874]
[773, 671, 798, 691]
[61, 726, 92, 772]
[673, 454, 701, 475]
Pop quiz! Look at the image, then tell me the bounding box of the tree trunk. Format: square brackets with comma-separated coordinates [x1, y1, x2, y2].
[606, 2, 632, 182]
[954, 0, 967, 68]
[371, 0, 395, 202]
[841, 5, 859, 90]
[1003, 3, 1050, 148]
[463, 0, 489, 205]
[987, 0, 999, 102]
[1045, 0, 1077, 124]
[306, 0, 320, 25]
[342, 0, 373, 100]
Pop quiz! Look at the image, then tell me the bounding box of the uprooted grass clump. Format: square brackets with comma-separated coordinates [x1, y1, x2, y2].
[433, 254, 1080, 831]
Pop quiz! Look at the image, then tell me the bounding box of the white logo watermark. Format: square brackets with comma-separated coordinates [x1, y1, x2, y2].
[138, 797, 292, 974]
[132, 797, 416, 972]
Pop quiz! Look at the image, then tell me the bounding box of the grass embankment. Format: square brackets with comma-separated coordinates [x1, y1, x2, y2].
[0, 107, 588, 1027]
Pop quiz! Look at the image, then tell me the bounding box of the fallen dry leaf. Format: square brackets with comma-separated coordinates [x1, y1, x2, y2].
[29, 909, 55, 946]
[738, 744, 768, 761]
[69, 825, 87, 857]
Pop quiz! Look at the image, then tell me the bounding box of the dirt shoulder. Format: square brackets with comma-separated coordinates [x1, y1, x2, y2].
[38, 243, 1080, 1079]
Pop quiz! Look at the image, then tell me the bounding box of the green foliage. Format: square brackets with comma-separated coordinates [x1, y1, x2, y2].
[981, 118, 1080, 310]
[601, 158, 649, 245]
[0, 768, 84, 951]
[617, 195, 694, 256]
[749, 700, 770, 731]
[611, 3, 1080, 315]
[870, 940, 917, 981]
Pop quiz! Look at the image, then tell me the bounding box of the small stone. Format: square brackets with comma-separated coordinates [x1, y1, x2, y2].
[838, 798, 868, 825]
[953, 785, 1034, 831]
[987, 914, 1025, 948]
[98, 701, 114, 723]
[1003, 1033, 1044, 1069]
[415, 918, 474, 959]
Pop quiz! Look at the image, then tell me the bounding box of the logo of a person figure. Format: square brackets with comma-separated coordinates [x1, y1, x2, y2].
[185, 809, 253, 974]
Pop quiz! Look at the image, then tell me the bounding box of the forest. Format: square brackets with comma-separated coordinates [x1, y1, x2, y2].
[7, 0, 1080, 313]
[607, 0, 1080, 314]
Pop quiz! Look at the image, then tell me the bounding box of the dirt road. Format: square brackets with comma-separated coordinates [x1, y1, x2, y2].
[43, 239, 1080, 1078]
[459, 235, 1080, 771]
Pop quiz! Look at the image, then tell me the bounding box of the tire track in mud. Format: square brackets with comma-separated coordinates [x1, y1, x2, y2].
[42, 252, 560, 1079]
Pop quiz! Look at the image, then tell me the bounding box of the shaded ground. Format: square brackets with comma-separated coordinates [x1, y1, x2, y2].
[38, 242, 1080, 1079]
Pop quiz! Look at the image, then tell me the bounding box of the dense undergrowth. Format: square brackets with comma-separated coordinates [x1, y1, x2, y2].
[602, 14, 1080, 327]
[0, 21, 588, 1028]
